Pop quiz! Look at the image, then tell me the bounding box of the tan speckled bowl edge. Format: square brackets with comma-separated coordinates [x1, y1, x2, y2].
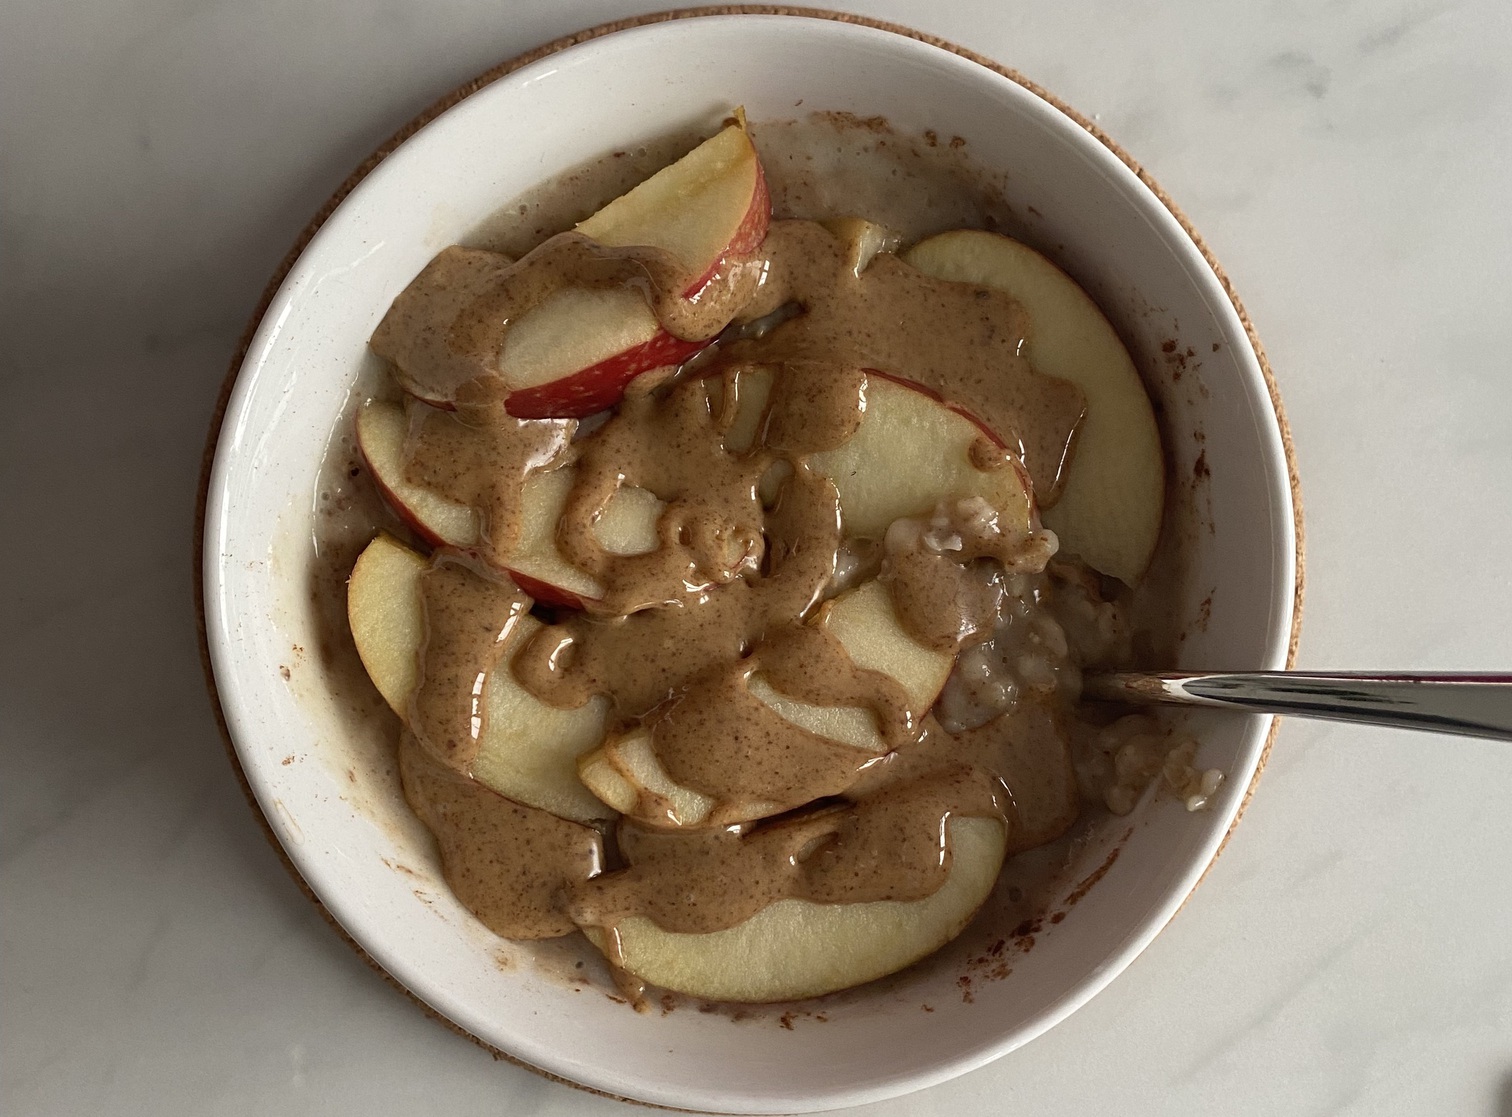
[193, 7, 1305, 1109]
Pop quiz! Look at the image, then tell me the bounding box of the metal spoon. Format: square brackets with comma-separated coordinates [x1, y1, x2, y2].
[1083, 672, 1512, 741]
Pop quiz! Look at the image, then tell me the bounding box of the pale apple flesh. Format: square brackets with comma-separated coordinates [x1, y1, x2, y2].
[820, 580, 953, 713]
[703, 364, 776, 456]
[578, 730, 718, 829]
[468, 613, 614, 825]
[579, 715, 802, 830]
[745, 676, 888, 754]
[576, 123, 770, 296]
[346, 534, 613, 823]
[581, 815, 1007, 1002]
[499, 123, 772, 418]
[355, 400, 665, 608]
[499, 286, 662, 393]
[818, 216, 902, 278]
[807, 374, 1033, 541]
[903, 229, 1164, 584]
[354, 401, 477, 550]
[506, 469, 668, 607]
[347, 534, 429, 716]
[503, 469, 605, 606]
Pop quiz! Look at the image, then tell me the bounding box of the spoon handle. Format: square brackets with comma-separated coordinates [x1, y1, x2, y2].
[1083, 672, 1512, 741]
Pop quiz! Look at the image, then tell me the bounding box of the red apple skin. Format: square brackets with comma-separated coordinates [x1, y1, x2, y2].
[508, 569, 586, 610]
[354, 413, 458, 549]
[356, 410, 596, 607]
[359, 475, 590, 609]
[362, 474, 588, 608]
[503, 331, 709, 419]
[505, 164, 772, 419]
[680, 162, 771, 299]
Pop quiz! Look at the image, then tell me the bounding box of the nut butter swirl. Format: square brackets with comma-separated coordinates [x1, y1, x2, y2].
[400, 383, 574, 568]
[725, 220, 1085, 502]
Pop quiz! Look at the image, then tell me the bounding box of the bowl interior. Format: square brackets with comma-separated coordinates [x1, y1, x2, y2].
[204, 14, 1296, 1113]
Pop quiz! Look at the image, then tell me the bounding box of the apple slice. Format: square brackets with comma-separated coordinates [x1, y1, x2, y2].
[467, 612, 614, 824]
[578, 730, 786, 830]
[903, 230, 1164, 584]
[354, 401, 478, 549]
[576, 749, 637, 816]
[355, 401, 665, 607]
[499, 288, 707, 419]
[508, 469, 667, 607]
[580, 814, 1006, 1002]
[745, 677, 886, 753]
[750, 579, 953, 752]
[806, 374, 1033, 541]
[399, 733, 605, 941]
[347, 535, 613, 823]
[347, 534, 429, 715]
[501, 124, 771, 417]
[576, 123, 770, 297]
[820, 580, 953, 711]
[578, 730, 717, 828]
[372, 247, 708, 419]
[505, 469, 605, 606]
[379, 125, 769, 419]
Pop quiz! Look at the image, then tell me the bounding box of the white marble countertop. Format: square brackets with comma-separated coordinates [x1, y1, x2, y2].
[4, 2, 1511, 1113]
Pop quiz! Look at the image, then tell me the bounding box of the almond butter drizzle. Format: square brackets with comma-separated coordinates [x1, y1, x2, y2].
[400, 386, 573, 566]
[369, 208, 1117, 959]
[399, 730, 603, 940]
[370, 236, 762, 407]
[408, 552, 528, 770]
[557, 380, 767, 614]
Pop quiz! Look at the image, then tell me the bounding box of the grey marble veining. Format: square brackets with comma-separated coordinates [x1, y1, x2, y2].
[4, 1, 1511, 1114]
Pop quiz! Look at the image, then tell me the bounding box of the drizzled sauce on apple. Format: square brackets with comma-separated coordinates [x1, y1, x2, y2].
[348, 121, 1160, 1003]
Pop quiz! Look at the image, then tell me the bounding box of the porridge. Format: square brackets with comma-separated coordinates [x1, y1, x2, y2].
[335, 115, 1197, 1004]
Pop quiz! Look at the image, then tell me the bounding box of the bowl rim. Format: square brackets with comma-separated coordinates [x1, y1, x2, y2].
[194, 6, 1305, 1109]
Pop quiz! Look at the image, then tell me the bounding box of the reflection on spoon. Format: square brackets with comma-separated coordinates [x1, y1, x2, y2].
[1084, 671, 1512, 741]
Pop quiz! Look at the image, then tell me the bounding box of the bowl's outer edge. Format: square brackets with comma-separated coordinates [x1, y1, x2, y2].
[193, 6, 1305, 1109]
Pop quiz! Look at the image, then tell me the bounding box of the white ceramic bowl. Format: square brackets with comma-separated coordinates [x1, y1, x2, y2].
[202, 12, 1298, 1113]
